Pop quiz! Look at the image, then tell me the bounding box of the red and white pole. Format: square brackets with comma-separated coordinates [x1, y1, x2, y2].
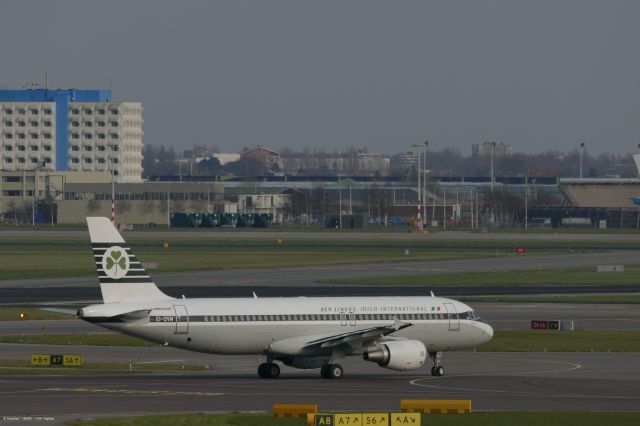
[111, 169, 115, 224]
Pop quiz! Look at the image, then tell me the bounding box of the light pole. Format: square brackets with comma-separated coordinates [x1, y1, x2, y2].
[489, 141, 497, 192]
[423, 140, 428, 225]
[579, 142, 585, 179]
[32, 162, 46, 228]
[411, 144, 422, 227]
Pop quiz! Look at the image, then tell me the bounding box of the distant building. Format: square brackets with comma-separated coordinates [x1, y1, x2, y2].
[211, 153, 240, 166]
[241, 146, 281, 173]
[281, 150, 390, 176]
[0, 89, 143, 182]
[472, 142, 512, 157]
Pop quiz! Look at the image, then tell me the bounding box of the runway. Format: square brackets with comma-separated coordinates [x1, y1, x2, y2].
[3, 250, 640, 291]
[1, 351, 639, 424]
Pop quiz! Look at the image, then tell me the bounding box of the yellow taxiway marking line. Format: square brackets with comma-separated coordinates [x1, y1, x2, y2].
[39, 387, 225, 397]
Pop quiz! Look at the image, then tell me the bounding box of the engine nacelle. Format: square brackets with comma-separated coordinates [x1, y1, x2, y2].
[363, 340, 427, 371]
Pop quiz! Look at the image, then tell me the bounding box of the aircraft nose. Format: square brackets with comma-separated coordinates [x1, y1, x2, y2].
[479, 322, 494, 343]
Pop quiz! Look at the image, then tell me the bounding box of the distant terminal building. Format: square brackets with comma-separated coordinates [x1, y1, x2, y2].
[472, 142, 512, 157]
[0, 89, 143, 182]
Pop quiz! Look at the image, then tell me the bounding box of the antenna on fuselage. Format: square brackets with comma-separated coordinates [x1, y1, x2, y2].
[252, 291, 258, 299]
[430, 291, 435, 297]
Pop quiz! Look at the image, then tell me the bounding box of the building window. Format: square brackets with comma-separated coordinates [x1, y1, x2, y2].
[97, 133, 106, 140]
[43, 108, 52, 115]
[71, 133, 79, 139]
[43, 145, 52, 151]
[17, 108, 26, 115]
[84, 109, 92, 115]
[84, 145, 93, 151]
[97, 145, 106, 151]
[44, 121, 52, 127]
[71, 158, 80, 164]
[3, 109, 13, 115]
[71, 145, 80, 152]
[110, 134, 119, 140]
[4, 121, 12, 127]
[110, 121, 118, 127]
[72, 109, 80, 115]
[3, 133, 12, 139]
[17, 121, 25, 127]
[97, 121, 106, 127]
[17, 134, 25, 140]
[84, 121, 92, 127]
[4, 145, 12, 151]
[17, 145, 26, 151]
[30, 109, 38, 115]
[97, 109, 105, 115]
[30, 145, 39, 151]
[84, 133, 93, 139]
[71, 121, 79, 127]
[44, 133, 52, 139]
[110, 109, 119, 115]
[30, 157, 39, 164]
[97, 158, 106, 164]
[30, 121, 38, 127]
[43, 157, 51, 164]
[17, 157, 26, 163]
[84, 158, 93, 163]
[30, 133, 38, 139]
[112, 158, 119, 164]
[4, 157, 12, 163]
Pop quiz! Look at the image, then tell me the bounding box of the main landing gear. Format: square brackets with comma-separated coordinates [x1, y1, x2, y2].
[429, 351, 445, 377]
[320, 363, 343, 379]
[257, 362, 280, 378]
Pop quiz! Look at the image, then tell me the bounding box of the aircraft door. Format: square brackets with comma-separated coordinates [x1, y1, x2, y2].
[348, 312, 356, 326]
[173, 304, 189, 334]
[443, 303, 460, 331]
[340, 312, 347, 326]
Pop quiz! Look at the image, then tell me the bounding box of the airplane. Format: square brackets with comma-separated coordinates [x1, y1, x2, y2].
[78, 217, 493, 379]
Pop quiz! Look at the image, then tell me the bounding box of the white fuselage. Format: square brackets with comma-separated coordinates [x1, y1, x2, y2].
[81, 295, 493, 357]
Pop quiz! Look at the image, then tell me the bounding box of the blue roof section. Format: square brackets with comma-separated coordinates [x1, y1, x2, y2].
[0, 89, 111, 102]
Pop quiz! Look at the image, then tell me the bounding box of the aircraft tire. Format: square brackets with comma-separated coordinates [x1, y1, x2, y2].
[257, 363, 268, 378]
[266, 362, 280, 378]
[329, 364, 343, 379]
[320, 364, 331, 379]
[432, 366, 445, 377]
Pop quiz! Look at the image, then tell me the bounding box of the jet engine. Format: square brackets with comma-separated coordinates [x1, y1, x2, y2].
[362, 340, 426, 371]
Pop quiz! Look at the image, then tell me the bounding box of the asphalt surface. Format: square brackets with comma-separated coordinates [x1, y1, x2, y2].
[2, 302, 639, 334]
[1, 351, 638, 425]
[2, 249, 640, 304]
[4, 228, 640, 241]
[3, 250, 640, 291]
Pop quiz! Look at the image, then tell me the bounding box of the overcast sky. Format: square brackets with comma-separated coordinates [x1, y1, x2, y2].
[1, 1, 639, 155]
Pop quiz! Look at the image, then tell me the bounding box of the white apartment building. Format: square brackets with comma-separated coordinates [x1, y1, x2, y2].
[0, 89, 143, 183]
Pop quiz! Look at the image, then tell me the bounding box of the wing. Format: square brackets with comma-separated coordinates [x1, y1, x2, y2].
[268, 320, 413, 356]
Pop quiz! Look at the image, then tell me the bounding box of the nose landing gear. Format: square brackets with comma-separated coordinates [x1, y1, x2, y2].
[429, 351, 445, 377]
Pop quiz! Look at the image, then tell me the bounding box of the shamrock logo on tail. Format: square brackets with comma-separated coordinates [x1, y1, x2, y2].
[102, 246, 130, 279]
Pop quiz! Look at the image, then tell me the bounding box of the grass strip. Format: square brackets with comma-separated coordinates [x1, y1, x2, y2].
[2, 330, 640, 352]
[461, 295, 640, 304]
[67, 412, 640, 426]
[325, 266, 640, 286]
[0, 359, 207, 376]
[0, 333, 151, 346]
[480, 329, 640, 352]
[0, 307, 76, 321]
